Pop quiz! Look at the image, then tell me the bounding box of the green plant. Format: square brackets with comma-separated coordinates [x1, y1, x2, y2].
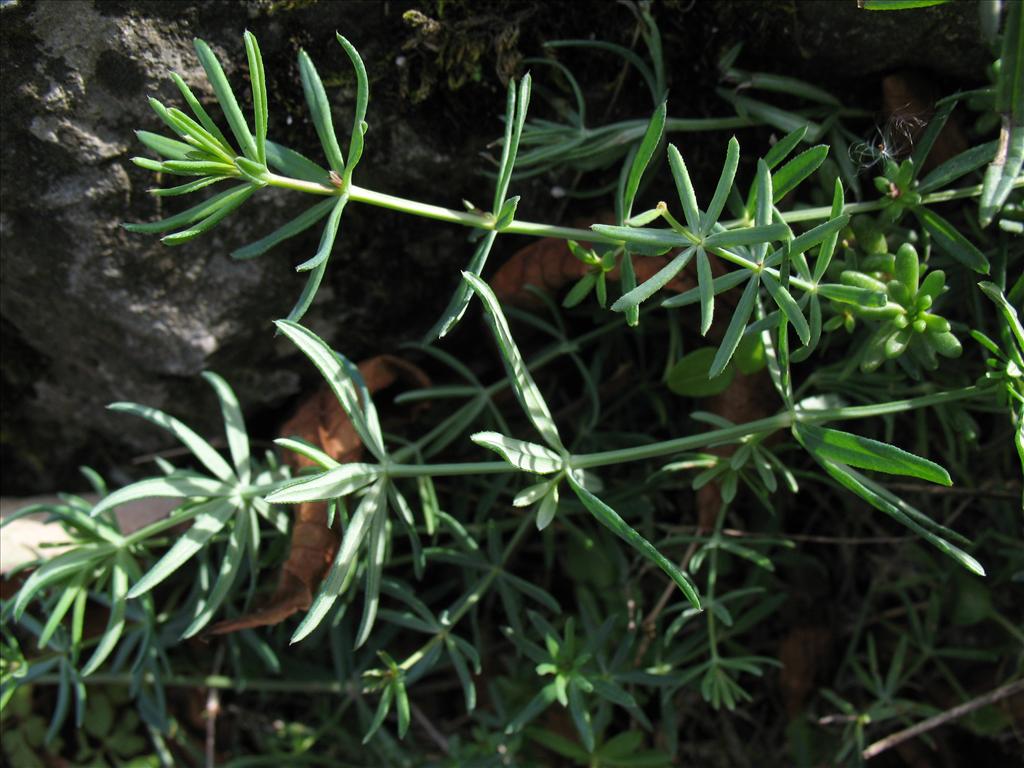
[3, 3, 1022, 765]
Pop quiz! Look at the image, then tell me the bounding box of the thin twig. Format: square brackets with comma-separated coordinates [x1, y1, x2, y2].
[862, 678, 1024, 760]
[411, 702, 450, 755]
[634, 538, 701, 664]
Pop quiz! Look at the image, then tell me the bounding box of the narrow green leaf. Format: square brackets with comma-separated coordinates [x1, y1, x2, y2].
[160, 159, 236, 177]
[202, 372, 250, 482]
[127, 499, 237, 598]
[918, 141, 998, 193]
[124, 184, 252, 234]
[911, 98, 955, 171]
[37, 576, 85, 649]
[662, 268, 749, 309]
[447, 640, 477, 710]
[978, 281, 1024, 353]
[763, 126, 808, 169]
[296, 193, 348, 271]
[91, 475, 228, 519]
[568, 684, 595, 753]
[161, 185, 256, 245]
[710, 276, 759, 378]
[135, 130, 193, 160]
[493, 74, 532, 212]
[285, 258, 328, 325]
[796, 423, 951, 484]
[772, 144, 828, 203]
[697, 248, 714, 335]
[193, 38, 258, 160]
[266, 463, 380, 503]
[298, 48, 345, 174]
[622, 102, 667, 219]
[860, 0, 950, 9]
[817, 283, 887, 307]
[354, 505, 387, 648]
[611, 247, 695, 312]
[244, 31, 268, 165]
[292, 480, 384, 643]
[980, 120, 1024, 226]
[703, 222, 789, 249]
[813, 180, 845, 282]
[703, 136, 740, 232]
[915, 207, 989, 273]
[265, 140, 332, 184]
[107, 402, 234, 481]
[149, 176, 223, 198]
[666, 347, 735, 397]
[232, 197, 336, 260]
[274, 320, 387, 459]
[429, 231, 498, 339]
[723, 90, 824, 141]
[590, 223, 684, 251]
[13, 547, 108, 619]
[667, 143, 702, 232]
[471, 432, 563, 474]
[363, 685, 393, 744]
[567, 473, 700, 609]
[762, 271, 811, 345]
[336, 34, 370, 177]
[168, 72, 232, 152]
[462, 272, 563, 451]
[820, 460, 983, 575]
[82, 559, 129, 675]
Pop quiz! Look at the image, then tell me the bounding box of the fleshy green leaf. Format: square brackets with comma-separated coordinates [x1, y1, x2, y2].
[666, 347, 735, 397]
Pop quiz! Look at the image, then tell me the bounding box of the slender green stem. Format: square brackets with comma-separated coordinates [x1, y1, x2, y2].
[387, 461, 510, 478]
[398, 516, 533, 672]
[572, 413, 795, 469]
[265, 172, 337, 196]
[801, 385, 985, 421]
[266, 172, 1021, 251]
[386, 386, 986, 481]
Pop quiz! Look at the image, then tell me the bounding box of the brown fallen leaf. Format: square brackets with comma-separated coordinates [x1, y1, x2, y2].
[208, 355, 428, 636]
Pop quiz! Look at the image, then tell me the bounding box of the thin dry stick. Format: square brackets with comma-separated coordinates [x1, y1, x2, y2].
[634, 539, 701, 664]
[412, 702, 450, 755]
[862, 678, 1024, 760]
